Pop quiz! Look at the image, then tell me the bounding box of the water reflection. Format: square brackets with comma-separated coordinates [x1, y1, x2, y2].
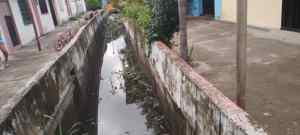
[98, 36, 169, 135]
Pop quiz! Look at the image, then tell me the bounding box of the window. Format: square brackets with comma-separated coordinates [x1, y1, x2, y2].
[39, 0, 48, 14]
[18, 0, 32, 25]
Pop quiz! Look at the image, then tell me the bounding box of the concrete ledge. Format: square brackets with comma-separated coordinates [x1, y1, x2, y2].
[0, 12, 108, 135]
[124, 21, 268, 135]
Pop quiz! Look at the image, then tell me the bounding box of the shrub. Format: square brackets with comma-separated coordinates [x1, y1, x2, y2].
[147, 0, 179, 46]
[122, 2, 152, 30]
[122, 0, 179, 47]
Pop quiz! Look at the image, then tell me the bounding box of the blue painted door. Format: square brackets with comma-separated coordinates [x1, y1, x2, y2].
[214, 0, 221, 19]
[188, 0, 203, 16]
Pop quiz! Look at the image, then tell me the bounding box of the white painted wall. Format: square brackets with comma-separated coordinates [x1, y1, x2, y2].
[54, 0, 70, 24]
[70, 0, 77, 16]
[8, 0, 35, 45]
[221, 0, 283, 29]
[8, 0, 55, 46]
[69, 0, 87, 17]
[80, 0, 87, 13]
[35, 0, 55, 33]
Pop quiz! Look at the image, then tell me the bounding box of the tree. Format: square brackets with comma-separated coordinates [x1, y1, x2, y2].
[86, 0, 101, 10]
[147, 0, 179, 46]
[178, 0, 188, 61]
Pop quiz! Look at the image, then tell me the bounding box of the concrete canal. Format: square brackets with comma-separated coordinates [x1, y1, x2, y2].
[0, 13, 267, 135]
[98, 36, 170, 135]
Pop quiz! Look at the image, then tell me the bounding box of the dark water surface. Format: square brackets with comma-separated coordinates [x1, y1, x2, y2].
[97, 36, 169, 135]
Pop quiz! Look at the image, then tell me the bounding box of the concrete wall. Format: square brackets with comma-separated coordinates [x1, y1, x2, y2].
[0, 12, 107, 135]
[221, 0, 283, 29]
[124, 21, 268, 135]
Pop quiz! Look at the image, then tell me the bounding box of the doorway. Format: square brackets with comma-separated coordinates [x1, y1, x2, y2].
[282, 0, 300, 32]
[4, 16, 20, 46]
[188, 0, 215, 16]
[188, 0, 204, 16]
[48, 0, 58, 26]
[203, 0, 214, 15]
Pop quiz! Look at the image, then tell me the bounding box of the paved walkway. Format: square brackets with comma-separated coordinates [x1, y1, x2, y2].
[0, 17, 87, 113]
[174, 18, 300, 135]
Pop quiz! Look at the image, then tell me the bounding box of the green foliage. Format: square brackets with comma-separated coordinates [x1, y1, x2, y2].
[122, 1, 152, 30]
[147, 0, 179, 46]
[122, 0, 179, 47]
[86, 0, 101, 10]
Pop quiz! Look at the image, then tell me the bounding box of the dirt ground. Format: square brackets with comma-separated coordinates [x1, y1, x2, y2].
[174, 18, 300, 135]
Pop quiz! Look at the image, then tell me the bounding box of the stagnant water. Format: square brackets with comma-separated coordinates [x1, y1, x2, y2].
[97, 36, 170, 135]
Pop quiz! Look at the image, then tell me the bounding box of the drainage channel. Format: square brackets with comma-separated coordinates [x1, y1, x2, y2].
[97, 36, 170, 135]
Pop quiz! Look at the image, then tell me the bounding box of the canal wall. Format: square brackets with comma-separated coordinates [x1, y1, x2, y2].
[0, 12, 108, 135]
[124, 21, 268, 135]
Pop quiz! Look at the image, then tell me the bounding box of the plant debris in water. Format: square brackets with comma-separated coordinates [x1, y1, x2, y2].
[121, 48, 170, 135]
[105, 14, 125, 43]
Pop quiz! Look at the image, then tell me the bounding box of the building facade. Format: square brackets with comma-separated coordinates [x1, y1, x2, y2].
[220, 0, 282, 29]
[0, 0, 56, 52]
[50, 0, 71, 25]
[0, 0, 21, 50]
[49, 0, 87, 26]
[68, 0, 87, 17]
[217, 0, 300, 31]
[0, 0, 87, 52]
[188, 0, 300, 32]
[10, 0, 56, 44]
[187, 0, 215, 17]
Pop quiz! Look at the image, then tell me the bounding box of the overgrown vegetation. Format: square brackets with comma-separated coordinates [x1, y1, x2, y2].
[122, 0, 152, 31]
[122, 0, 179, 47]
[147, 0, 179, 46]
[121, 47, 170, 135]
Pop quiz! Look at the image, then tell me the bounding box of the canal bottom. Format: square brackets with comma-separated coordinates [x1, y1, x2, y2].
[98, 36, 170, 135]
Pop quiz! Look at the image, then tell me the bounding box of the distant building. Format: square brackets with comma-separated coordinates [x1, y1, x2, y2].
[0, 0, 87, 52]
[188, 0, 300, 32]
[0, 0, 21, 49]
[187, 0, 215, 17]
[50, 0, 87, 25]
[68, 0, 87, 17]
[0, 0, 55, 52]
[219, 0, 282, 29]
[189, 0, 298, 32]
[48, 0, 70, 26]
